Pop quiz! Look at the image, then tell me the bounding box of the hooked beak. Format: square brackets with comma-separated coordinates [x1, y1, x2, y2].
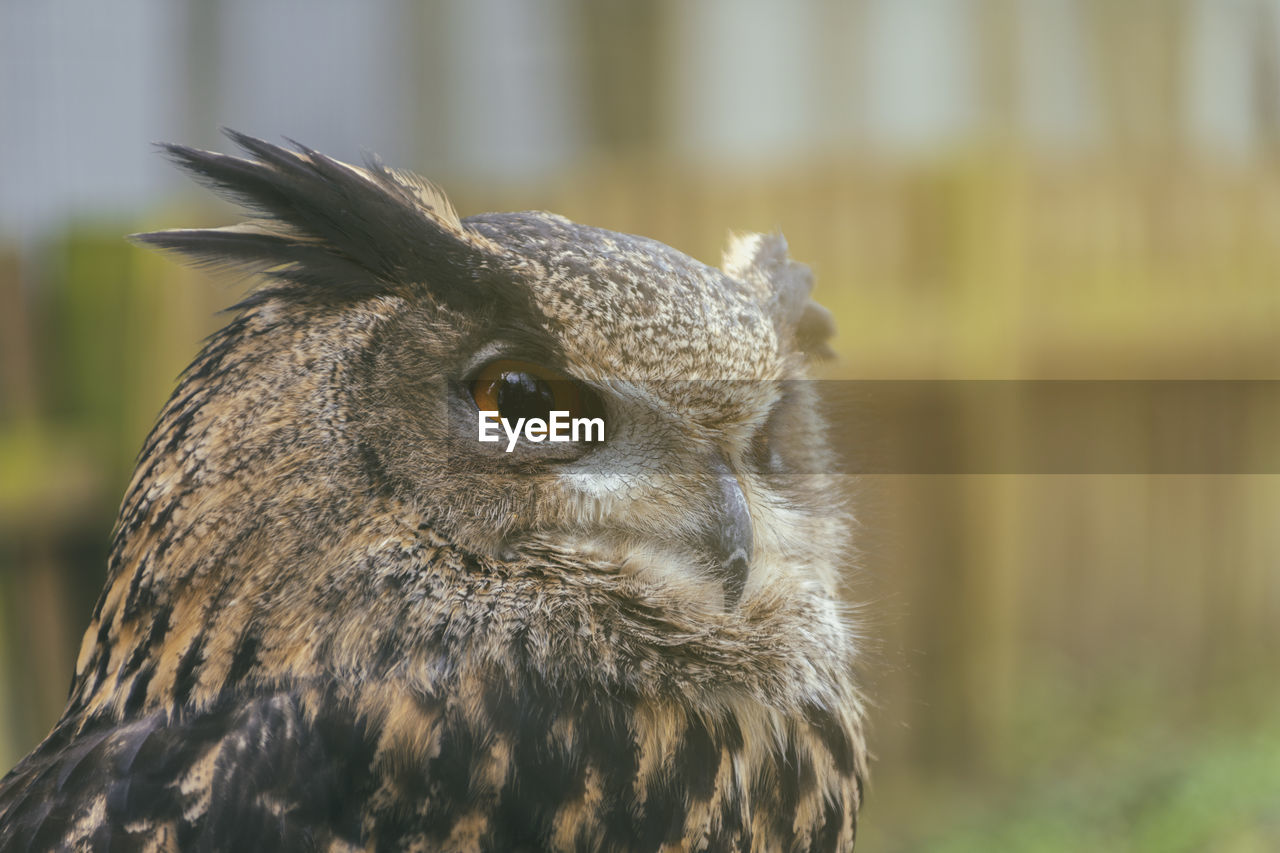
[708, 456, 753, 608]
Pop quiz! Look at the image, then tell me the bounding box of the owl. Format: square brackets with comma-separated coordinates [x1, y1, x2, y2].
[0, 132, 866, 851]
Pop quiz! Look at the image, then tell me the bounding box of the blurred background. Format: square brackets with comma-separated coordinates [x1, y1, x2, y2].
[2, 1, 1279, 849]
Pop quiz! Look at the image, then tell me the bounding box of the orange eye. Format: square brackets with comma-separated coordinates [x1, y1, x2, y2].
[470, 359, 602, 426]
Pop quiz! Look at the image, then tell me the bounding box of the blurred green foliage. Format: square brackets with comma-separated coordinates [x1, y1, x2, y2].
[882, 721, 1280, 852]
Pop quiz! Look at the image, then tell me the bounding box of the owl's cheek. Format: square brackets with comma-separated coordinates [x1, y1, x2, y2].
[537, 531, 731, 612]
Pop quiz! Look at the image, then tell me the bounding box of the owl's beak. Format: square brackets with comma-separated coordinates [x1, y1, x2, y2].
[709, 457, 753, 608]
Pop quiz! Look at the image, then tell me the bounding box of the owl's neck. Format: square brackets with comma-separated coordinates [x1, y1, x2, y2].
[64, 304, 395, 723]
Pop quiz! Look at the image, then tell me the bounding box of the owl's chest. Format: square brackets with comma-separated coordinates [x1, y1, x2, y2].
[356, 674, 858, 852]
[0, 674, 855, 852]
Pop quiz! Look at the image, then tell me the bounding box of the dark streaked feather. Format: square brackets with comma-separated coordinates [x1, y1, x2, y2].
[134, 130, 507, 307]
[0, 693, 374, 852]
[131, 226, 387, 298]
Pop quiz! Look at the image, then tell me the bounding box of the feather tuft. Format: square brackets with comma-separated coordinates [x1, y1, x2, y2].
[133, 130, 507, 307]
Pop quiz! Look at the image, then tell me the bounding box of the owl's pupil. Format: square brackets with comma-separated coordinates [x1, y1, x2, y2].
[496, 372, 557, 421]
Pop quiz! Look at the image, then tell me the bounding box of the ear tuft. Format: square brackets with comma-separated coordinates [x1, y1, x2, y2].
[132, 130, 506, 308]
[721, 231, 835, 359]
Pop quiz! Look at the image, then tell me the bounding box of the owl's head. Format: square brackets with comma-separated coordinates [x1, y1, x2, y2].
[126, 132, 845, 625]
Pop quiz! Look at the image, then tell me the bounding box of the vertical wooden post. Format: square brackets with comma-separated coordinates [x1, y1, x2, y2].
[573, 0, 669, 156]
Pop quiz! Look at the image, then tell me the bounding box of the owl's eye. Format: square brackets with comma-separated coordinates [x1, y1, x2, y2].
[471, 359, 602, 427]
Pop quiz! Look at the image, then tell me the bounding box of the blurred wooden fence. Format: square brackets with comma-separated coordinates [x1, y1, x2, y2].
[2, 156, 1279, 818]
